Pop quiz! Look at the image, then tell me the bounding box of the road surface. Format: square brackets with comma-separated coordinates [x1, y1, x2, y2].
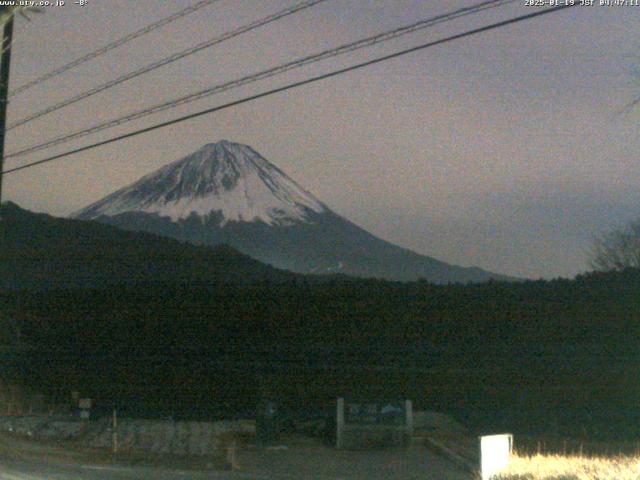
[0, 431, 473, 479]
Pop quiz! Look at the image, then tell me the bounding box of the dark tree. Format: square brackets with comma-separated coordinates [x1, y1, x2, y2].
[590, 218, 640, 271]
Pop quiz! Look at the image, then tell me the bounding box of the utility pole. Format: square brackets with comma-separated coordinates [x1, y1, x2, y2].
[0, 7, 14, 207]
[112, 408, 118, 454]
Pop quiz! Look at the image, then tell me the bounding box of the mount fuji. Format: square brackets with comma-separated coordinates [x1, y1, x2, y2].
[73, 140, 507, 283]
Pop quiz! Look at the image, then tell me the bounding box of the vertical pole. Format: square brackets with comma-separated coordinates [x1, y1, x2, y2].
[405, 399, 413, 446]
[112, 408, 118, 454]
[336, 397, 344, 449]
[0, 10, 13, 207]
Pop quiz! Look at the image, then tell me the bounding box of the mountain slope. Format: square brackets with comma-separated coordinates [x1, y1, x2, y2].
[75, 141, 325, 226]
[73, 140, 510, 283]
[0, 202, 298, 290]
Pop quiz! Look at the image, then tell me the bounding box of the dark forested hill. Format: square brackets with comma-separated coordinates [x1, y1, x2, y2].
[0, 202, 300, 289]
[2, 266, 640, 438]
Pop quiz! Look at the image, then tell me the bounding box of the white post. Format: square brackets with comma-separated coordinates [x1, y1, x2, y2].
[405, 399, 413, 443]
[112, 408, 118, 454]
[336, 398, 345, 449]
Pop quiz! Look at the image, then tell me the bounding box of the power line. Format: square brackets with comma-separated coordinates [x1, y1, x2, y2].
[7, 0, 329, 131]
[2, 4, 576, 176]
[6, 0, 516, 160]
[8, 0, 220, 98]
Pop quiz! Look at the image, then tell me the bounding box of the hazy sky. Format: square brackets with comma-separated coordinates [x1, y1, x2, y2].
[3, 0, 639, 279]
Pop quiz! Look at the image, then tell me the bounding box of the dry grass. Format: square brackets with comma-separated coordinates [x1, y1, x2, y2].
[493, 453, 640, 480]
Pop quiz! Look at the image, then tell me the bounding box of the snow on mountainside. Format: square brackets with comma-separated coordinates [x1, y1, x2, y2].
[73, 140, 513, 283]
[73, 140, 326, 226]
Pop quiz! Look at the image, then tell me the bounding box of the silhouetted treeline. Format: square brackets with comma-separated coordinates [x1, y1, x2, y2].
[0, 201, 304, 289]
[2, 269, 640, 439]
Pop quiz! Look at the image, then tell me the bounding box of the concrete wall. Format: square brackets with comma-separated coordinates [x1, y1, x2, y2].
[338, 425, 412, 449]
[0, 415, 256, 455]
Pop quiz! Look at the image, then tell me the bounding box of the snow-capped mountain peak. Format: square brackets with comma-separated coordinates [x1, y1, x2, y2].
[72, 140, 509, 283]
[73, 140, 326, 226]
